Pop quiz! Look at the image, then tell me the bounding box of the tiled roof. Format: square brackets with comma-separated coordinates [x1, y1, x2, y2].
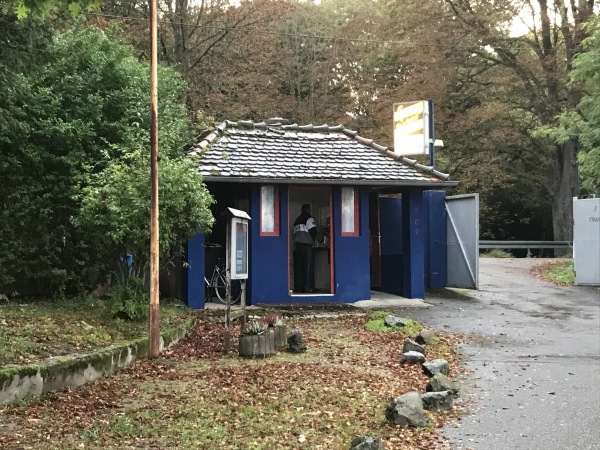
[190, 119, 455, 186]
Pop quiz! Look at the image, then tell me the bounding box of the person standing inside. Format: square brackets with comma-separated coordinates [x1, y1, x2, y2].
[293, 203, 318, 293]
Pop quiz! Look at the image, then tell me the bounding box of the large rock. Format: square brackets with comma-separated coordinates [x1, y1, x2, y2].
[400, 351, 425, 364]
[384, 315, 407, 328]
[287, 329, 307, 353]
[385, 392, 429, 428]
[421, 391, 454, 411]
[402, 339, 425, 355]
[349, 436, 385, 450]
[426, 373, 459, 398]
[422, 359, 449, 377]
[415, 329, 438, 345]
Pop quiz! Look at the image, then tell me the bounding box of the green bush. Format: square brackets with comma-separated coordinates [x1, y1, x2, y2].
[108, 278, 149, 321]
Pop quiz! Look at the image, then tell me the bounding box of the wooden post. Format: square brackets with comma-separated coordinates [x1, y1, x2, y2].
[148, 0, 160, 358]
[224, 220, 231, 353]
[240, 280, 247, 333]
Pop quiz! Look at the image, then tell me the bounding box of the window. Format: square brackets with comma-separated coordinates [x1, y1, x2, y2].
[260, 185, 279, 236]
[341, 187, 359, 236]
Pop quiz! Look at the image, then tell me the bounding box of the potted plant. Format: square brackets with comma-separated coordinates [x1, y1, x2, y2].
[260, 313, 288, 349]
[238, 319, 275, 357]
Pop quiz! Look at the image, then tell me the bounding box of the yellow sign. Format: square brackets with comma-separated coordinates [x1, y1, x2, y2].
[393, 101, 430, 156]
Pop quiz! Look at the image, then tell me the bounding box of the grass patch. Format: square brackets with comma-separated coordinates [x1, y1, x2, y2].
[537, 260, 575, 285]
[365, 311, 424, 336]
[0, 297, 194, 366]
[480, 249, 513, 258]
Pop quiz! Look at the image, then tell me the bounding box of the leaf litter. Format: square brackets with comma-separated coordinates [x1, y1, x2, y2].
[0, 314, 464, 449]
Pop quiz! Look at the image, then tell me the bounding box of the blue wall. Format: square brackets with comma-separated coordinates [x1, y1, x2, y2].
[332, 187, 371, 302]
[402, 188, 425, 298]
[185, 183, 443, 308]
[248, 184, 370, 304]
[378, 189, 427, 299]
[184, 232, 205, 309]
[424, 190, 447, 289]
[250, 184, 290, 303]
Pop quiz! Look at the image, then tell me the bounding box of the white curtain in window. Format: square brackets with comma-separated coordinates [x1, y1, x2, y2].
[261, 185, 275, 233]
[341, 187, 355, 233]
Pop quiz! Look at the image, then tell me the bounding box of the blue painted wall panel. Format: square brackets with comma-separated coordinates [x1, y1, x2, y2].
[186, 181, 436, 308]
[249, 184, 290, 303]
[379, 197, 403, 294]
[185, 232, 205, 309]
[424, 190, 447, 289]
[332, 187, 371, 302]
[402, 189, 425, 298]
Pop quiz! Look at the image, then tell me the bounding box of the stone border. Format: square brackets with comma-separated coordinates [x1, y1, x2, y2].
[0, 317, 197, 405]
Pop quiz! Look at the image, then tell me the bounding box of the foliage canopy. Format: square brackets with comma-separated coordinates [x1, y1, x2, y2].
[0, 20, 213, 295]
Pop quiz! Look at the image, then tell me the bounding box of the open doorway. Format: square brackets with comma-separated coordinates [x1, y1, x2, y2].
[369, 192, 382, 290]
[289, 186, 333, 295]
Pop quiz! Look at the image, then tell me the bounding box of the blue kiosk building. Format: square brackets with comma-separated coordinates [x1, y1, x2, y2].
[185, 119, 457, 309]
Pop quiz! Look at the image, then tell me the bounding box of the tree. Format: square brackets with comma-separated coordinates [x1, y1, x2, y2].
[545, 16, 600, 196]
[0, 22, 210, 294]
[8, 0, 100, 18]
[429, 0, 595, 241]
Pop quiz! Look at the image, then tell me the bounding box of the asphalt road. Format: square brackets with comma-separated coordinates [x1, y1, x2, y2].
[400, 258, 600, 450]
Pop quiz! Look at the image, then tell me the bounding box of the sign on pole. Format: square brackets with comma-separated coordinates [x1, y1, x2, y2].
[393, 101, 433, 156]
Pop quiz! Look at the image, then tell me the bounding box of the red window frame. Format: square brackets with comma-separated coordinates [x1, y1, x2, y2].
[341, 187, 359, 236]
[260, 185, 280, 236]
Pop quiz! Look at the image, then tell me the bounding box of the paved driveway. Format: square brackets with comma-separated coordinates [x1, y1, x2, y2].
[399, 258, 600, 450]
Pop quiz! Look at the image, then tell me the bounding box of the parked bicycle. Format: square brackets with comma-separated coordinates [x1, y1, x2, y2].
[205, 258, 242, 304]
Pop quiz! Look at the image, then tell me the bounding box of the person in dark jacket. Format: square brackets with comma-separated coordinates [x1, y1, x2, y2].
[293, 203, 318, 293]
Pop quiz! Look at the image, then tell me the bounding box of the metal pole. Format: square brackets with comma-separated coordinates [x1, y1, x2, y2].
[149, 0, 160, 358]
[429, 100, 435, 168]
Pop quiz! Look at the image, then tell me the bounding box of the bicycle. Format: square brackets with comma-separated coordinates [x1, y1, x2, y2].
[204, 258, 242, 304]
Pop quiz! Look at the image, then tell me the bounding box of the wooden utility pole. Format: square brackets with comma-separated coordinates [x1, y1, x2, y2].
[149, 0, 160, 358]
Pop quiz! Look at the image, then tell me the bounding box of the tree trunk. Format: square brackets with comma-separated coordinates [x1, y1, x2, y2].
[548, 138, 579, 241]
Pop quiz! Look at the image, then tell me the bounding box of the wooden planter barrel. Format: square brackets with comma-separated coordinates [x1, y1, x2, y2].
[238, 331, 275, 357]
[272, 325, 288, 349]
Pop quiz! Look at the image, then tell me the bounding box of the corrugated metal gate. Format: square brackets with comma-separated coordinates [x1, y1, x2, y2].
[446, 194, 479, 289]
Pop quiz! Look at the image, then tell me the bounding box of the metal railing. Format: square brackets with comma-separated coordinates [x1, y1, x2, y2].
[479, 241, 572, 254]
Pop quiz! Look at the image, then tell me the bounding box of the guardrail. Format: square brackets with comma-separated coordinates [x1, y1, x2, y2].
[479, 240, 572, 250]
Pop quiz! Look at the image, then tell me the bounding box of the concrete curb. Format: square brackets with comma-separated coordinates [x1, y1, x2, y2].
[0, 316, 197, 405]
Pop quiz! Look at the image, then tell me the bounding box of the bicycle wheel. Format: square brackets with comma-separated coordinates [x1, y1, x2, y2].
[230, 280, 242, 304]
[214, 272, 228, 304]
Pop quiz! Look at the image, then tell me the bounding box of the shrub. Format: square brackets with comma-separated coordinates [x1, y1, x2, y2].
[108, 278, 149, 321]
